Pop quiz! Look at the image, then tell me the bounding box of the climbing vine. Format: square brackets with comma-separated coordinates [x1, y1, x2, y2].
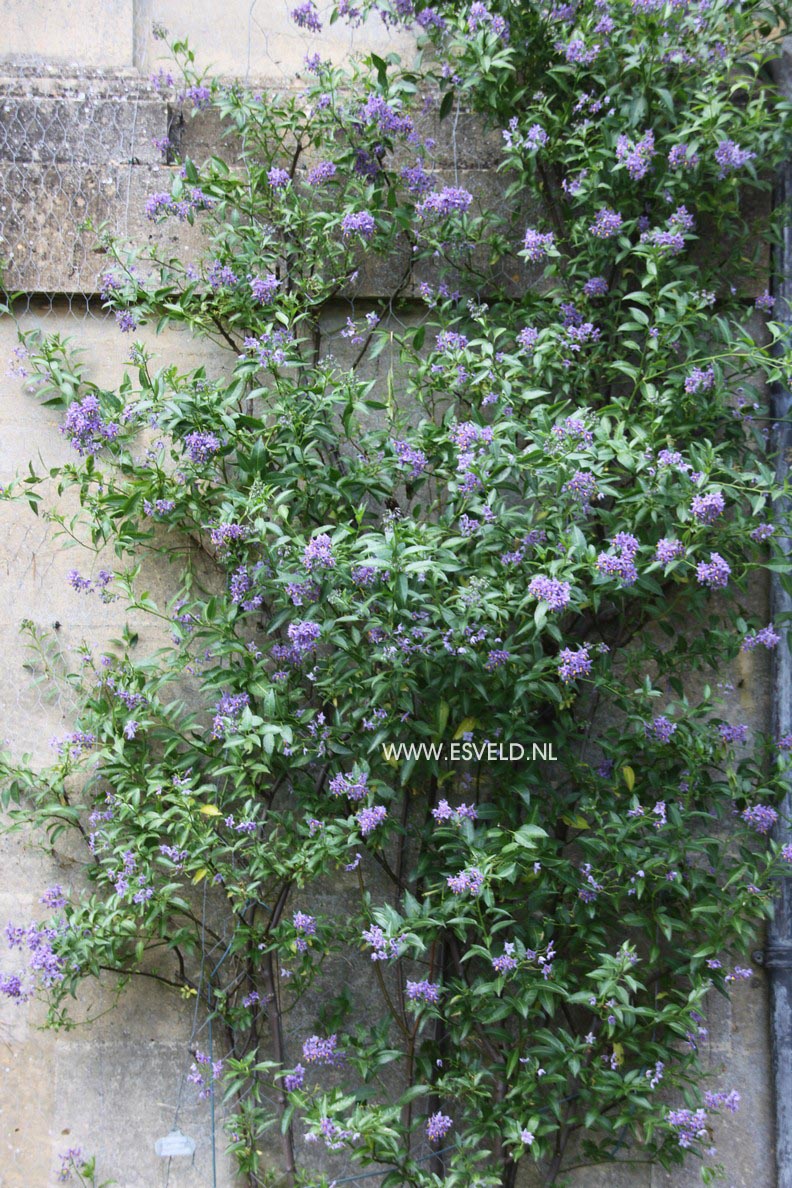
[2, 0, 792, 1184]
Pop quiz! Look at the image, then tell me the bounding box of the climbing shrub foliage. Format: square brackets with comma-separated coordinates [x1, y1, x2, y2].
[3, 0, 792, 1184]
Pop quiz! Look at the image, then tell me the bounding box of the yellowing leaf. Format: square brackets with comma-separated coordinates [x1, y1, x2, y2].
[613, 1042, 624, 1066]
[192, 868, 208, 884]
[200, 804, 222, 817]
[562, 814, 590, 830]
[622, 766, 635, 792]
[453, 717, 478, 741]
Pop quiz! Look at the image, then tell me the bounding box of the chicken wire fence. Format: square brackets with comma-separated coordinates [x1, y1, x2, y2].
[0, 2, 422, 320]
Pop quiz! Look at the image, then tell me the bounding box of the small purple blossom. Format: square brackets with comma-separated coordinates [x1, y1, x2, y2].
[267, 167, 291, 189]
[646, 716, 676, 743]
[250, 273, 280, 303]
[558, 644, 592, 682]
[426, 1112, 453, 1142]
[742, 625, 781, 651]
[406, 979, 441, 1004]
[302, 1034, 343, 1065]
[356, 805, 387, 836]
[303, 533, 335, 571]
[291, 2, 322, 32]
[696, 552, 731, 589]
[656, 538, 685, 564]
[691, 491, 725, 524]
[528, 575, 572, 610]
[523, 228, 556, 261]
[417, 187, 473, 218]
[589, 207, 623, 239]
[715, 139, 756, 178]
[684, 365, 715, 395]
[341, 211, 376, 239]
[741, 804, 778, 833]
[61, 395, 120, 456]
[184, 430, 221, 463]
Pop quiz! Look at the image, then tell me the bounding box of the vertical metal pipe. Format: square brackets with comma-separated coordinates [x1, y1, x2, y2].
[769, 135, 792, 1188]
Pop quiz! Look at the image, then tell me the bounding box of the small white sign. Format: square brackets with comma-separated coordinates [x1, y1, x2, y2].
[155, 1130, 196, 1158]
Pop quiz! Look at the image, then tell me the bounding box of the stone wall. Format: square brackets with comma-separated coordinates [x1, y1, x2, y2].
[0, 4, 784, 1186]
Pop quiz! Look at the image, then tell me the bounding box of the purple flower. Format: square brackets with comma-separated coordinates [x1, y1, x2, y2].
[426, 1111, 453, 1142]
[485, 649, 511, 671]
[596, 533, 639, 586]
[159, 844, 189, 866]
[562, 469, 598, 507]
[751, 522, 774, 542]
[56, 730, 95, 758]
[114, 310, 137, 333]
[589, 207, 623, 238]
[523, 228, 556, 261]
[695, 552, 731, 589]
[250, 273, 280, 303]
[183, 85, 211, 110]
[40, 886, 67, 909]
[207, 260, 238, 290]
[284, 1064, 305, 1091]
[362, 924, 400, 960]
[691, 491, 725, 524]
[447, 867, 484, 895]
[406, 979, 441, 1004]
[417, 187, 473, 218]
[668, 143, 700, 171]
[436, 330, 469, 352]
[741, 804, 778, 833]
[303, 533, 335, 571]
[184, 430, 221, 463]
[209, 523, 248, 553]
[356, 804, 387, 835]
[291, 1, 322, 31]
[341, 210, 376, 240]
[302, 1034, 343, 1065]
[61, 395, 120, 456]
[401, 159, 432, 195]
[656, 538, 685, 564]
[684, 365, 715, 395]
[563, 38, 600, 64]
[267, 167, 291, 189]
[518, 326, 539, 351]
[528, 575, 572, 610]
[393, 439, 428, 477]
[307, 160, 336, 186]
[719, 722, 748, 746]
[646, 716, 676, 742]
[287, 619, 321, 657]
[615, 129, 655, 180]
[558, 644, 592, 682]
[742, 625, 781, 651]
[715, 139, 756, 178]
[329, 769, 369, 801]
[583, 276, 608, 297]
[212, 691, 250, 737]
[492, 942, 518, 974]
[245, 327, 294, 367]
[755, 292, 775, 312]
[668, 1107, 708, 1149]
[551, 416, 593, 448]
[704, 1089, 741, 1113]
